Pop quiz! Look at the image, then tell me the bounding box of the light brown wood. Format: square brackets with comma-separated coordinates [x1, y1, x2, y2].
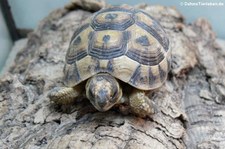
[0, 0, 225, 148]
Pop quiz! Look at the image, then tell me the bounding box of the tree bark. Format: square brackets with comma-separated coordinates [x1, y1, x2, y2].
[1, 1, 225, 148]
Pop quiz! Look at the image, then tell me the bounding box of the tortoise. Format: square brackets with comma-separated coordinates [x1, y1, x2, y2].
[48, 6, 170, 117]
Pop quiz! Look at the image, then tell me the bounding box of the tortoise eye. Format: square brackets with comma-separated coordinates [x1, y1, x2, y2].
[88, 88, 95, 101]
[109, 88, 118, 103]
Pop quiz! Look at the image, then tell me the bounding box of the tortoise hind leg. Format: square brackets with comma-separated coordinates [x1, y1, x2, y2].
[48, 86, 83, 105]
[129, 89, 156, 117]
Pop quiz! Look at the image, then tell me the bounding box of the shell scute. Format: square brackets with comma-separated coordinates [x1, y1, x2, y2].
[88, 30, 129, 59]
[66, 26, 93, 64]
[91, 10, 135, 31]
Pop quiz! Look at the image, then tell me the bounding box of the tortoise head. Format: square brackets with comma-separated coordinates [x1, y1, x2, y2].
[86, 73, 122, 112]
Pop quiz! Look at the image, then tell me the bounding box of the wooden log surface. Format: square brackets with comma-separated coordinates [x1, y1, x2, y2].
[1, 0, 225, 148]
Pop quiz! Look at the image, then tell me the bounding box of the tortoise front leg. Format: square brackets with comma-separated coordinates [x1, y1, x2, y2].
[48, 86, 83, 105]
[129, 89, 156, 117]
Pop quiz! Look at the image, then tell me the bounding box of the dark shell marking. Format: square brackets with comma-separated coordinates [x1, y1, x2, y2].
[136, 35, 150, 46]
[64, 6, 170, 90]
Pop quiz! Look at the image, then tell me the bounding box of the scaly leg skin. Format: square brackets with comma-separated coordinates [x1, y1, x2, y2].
[118, 96, 130, 115]
[48, 86, 83, 105]
[129, 89, 156, 117]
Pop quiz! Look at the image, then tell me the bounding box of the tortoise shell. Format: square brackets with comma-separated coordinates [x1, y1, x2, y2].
[64, 6, 170, 90]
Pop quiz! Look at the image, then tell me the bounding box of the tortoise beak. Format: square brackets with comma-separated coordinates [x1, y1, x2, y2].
[95, 89, 111, 111]
[97, 90, 108, 106]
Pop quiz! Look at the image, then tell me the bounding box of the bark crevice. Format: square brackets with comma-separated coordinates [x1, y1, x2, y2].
[1, 0, 225, 148]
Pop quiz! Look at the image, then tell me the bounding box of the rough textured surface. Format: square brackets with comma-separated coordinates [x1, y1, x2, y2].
[65, 0, 107, 12]
[0, 1, 225, 148]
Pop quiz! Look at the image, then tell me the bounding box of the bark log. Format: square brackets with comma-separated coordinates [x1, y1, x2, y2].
[1, 1, 225, 148]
